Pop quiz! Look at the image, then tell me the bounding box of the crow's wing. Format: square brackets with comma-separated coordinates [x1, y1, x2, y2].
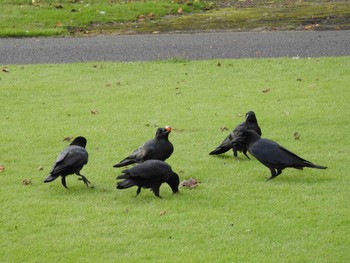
[122, 160, 170, 180]
[50, 146, 88, 175]
[209, 123, 245, 155]
[250, 139, 304, 167]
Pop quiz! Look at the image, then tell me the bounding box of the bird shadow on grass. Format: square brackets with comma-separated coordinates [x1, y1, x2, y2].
[265, 173, 332, 185]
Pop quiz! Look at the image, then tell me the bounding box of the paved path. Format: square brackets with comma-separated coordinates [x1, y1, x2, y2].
[1, 30, 349, 64]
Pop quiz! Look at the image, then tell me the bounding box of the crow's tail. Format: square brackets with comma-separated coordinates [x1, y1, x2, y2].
[209, 146, 230, 155]
[113, 158, 135, 168]
[116, 179, 135, 189]
[303, 160, 327, 170]
[43, 174, 59, 183]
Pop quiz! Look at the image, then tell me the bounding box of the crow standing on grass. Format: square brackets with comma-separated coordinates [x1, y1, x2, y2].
[43, 136, 90, 188]
[209, 111, 261, 160]
[113, 126, 174, 168]
[116, 160, 180, 198]
[232, 130, 327, 180]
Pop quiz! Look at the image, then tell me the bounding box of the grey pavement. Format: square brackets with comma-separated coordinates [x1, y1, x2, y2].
[0, 30, 350, 64]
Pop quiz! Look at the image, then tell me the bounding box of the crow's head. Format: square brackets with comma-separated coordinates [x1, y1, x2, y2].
[70, 136, 87, 148]
[167, 172, 180, 194]
[245, 111, 257, 122]
[155, 126, 172, 139]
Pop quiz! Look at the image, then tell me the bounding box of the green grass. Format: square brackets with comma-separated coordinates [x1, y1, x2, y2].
[1, 0, 349, 37]
[1, 57, 350, 261]
[0, 0, 208, 37]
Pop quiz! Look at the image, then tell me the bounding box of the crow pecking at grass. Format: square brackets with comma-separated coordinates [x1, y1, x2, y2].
[232, 130, 327, 180]
[43, 136, 90, 188]
[209, 111, 261, 160]
[116, 160, 179, 198]
[113, 126, 174, 168]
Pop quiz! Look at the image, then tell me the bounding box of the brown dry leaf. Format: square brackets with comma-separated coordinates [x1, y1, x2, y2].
[177, 8, 183, 14]
[56, 22, 63, 27]
[2, 67, 9, 73]
[181, 178, 200, 189]
[91, 109, 98, 115]
[63, 136, 73, 142]
[138, 15, 145, 22]
[22, 179, 32, 185]
[293, 132, 300, 140]
[152, 31, 160, 34]
[304, 25, 313, 30]
[159, 210, 167, 216]
[262, 88, 271, 93]
[220, 126, 228, 132]
[0, 165, 5, 172]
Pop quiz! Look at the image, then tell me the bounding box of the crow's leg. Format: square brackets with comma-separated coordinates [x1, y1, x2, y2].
[276, 169, 282, 177]
[233, 150, 239, 162]
[152, 187, 162, 198]
[266, 168, 278, 181]
[135, 186, 141, 197]
[242, 149, 251, 160]
[76, 173, 91, 187]
[61, 176, 68, 189]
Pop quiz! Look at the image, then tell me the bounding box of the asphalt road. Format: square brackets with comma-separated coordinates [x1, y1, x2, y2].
[1, 30, 349, 64]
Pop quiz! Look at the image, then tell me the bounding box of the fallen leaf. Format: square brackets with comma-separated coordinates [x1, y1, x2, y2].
[181, 178, 200, 189]
[293, 132, 300, 140]
[0, 165, 5, 172]
[177, 8, 183, 14]
[152, 31, 160, 34]
[2, 67, 9, 73]
[220, 126, 228, 132]
[159, 210, 167, 216]
[37, 166, 44, 171]
[105, 83, 112, 87]
[56, 22, 62, 27]
[22, 179, 32, 185]
[262, 88, 271, 93]
[63, 136, 73, 142]
[91, 109, 98, 115]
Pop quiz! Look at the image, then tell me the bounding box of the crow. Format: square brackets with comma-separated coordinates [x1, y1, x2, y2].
[232, 130, 327, 180]
[43, 136, 90, 188]
[116, 160, 180, 198]
[113, 126, 174, 168]
[209, 111, 261, 160]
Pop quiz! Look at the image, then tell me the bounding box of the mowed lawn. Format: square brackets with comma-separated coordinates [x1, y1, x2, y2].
[1, 57, 349, 262]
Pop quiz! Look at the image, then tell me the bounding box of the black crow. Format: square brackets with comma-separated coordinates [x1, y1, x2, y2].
[43, 136, 90, 188]
[209, 111, 261, 160]
[232, 130, 327, 180]
[116, 160, 179, 198]
[113, 126, 174, 168]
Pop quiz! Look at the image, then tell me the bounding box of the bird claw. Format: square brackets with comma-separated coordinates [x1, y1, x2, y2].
[77, 175, 91, 187]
